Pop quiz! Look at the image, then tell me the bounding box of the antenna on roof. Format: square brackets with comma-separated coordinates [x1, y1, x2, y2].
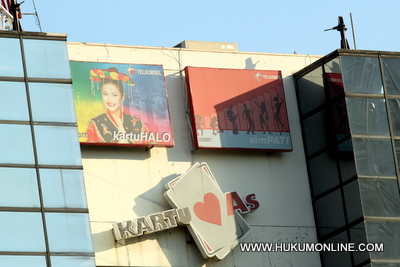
[1, 0, 42, 31]
[350, 13, 357, 49]
[325, 16, 350, 49]
[10, 0, 22, 31]
[21, 0, 42, 32]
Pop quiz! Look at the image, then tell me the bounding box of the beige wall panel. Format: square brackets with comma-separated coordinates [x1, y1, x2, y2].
[232, 226, 320, 266]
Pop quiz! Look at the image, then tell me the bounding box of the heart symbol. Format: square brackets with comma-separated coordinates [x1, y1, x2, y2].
[193, 192, 222, 226]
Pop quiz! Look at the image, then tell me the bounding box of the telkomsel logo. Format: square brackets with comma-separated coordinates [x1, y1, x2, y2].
[113, 162, 259, 261]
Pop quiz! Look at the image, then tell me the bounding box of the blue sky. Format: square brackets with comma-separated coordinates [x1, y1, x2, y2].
[18, 0, 399, 56]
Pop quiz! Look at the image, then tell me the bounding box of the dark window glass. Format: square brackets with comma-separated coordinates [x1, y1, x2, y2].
[352, 138, 396, 177]
[365, 221, 400, 260]
[331, 98, 351, 143]
[349, 222, 369, 266]
[296, 66, 325, 115]
[388, 99, 400, 136]
[394, 140, 400, 173]
[324, 57, 341, 78]
[339, 156, 357, 183]
[359, 178, 400, 217]
[382, 57, 400, 95]
[303, 109, 330, 156]
[346, 97, 389, 136]
[315, 189, 346, 237]
[337, 138, 353, 154]
[321, 231, 352, 267]
[309, 151, 340, 196]
[343, 179, 363, 223]
[340, 56, 383, 95]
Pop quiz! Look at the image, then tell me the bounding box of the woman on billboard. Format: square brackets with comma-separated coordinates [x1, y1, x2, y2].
[86, 67, 146, 143]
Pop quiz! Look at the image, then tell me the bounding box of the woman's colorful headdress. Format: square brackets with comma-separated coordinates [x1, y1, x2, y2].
[89, 68, 135, 86]
[89, 68, 135, 95]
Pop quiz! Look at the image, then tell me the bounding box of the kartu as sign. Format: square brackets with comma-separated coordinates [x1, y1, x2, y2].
[112, 162, 259, 261]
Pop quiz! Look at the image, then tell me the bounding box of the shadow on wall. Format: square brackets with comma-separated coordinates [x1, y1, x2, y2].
[164, 72, 194, 162]
[91, 171, 207, 265]
[80, 144, 151, 160]
[132, 173, 180, 216]
[245, 57, 260, 70]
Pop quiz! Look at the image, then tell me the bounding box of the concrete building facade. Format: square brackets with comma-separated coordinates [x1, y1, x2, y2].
[67, 41, 321, 266]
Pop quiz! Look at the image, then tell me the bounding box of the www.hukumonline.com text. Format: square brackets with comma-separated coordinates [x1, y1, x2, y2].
[239, 242, 384, 252]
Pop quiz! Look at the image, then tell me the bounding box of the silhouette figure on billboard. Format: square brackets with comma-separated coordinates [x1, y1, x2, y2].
[226, 105, 239, 135]
[210, 116, 223, 135]
[242, 103, 255, 135]
[195, 114, 204, 136]
[269, 95, 289, 134]
[252, 98, 271, 134]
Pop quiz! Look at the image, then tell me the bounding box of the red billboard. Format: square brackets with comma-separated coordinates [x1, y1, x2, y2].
[185, 67, 292, 151]
[324, 73, 351, 152]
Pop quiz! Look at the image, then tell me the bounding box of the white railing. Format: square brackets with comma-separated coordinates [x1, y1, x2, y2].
[0, 4, 14, 30]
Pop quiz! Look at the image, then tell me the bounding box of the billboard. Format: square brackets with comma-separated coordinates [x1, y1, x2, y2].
[324, 73, 351, 152]
[70, 61, 174, 147]
[185, 67, 292, 151]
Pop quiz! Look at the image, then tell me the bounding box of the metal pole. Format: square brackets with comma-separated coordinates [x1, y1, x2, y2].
[11, 0, 20, 31]
[350, 13, 357, 49]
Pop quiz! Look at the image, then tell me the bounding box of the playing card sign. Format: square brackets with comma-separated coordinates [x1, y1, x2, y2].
[112, 162, 259, 261]
[164, 162, 254, 260]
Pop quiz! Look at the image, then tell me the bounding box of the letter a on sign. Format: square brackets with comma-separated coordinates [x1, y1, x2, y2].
[164, 162, 251, 261]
